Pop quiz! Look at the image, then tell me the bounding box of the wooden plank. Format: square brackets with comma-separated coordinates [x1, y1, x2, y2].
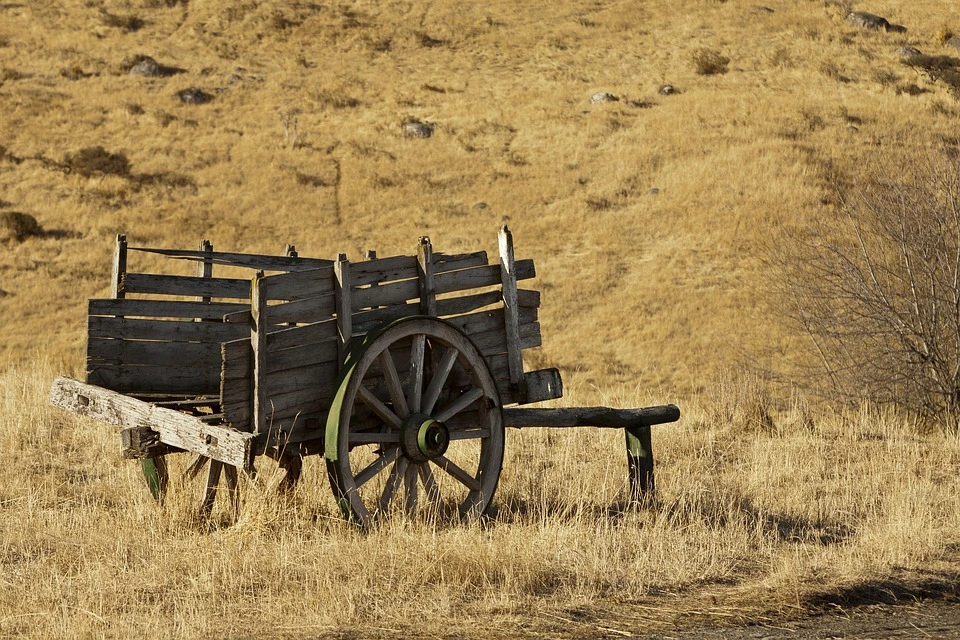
[89, 299, 248, 320]
[121, 273, 251, 299]
[128, 246, 333, 271]
[350, 255, 418, 286]
[261, 266, 336, 301]
[251, 272, 268, 436]
[434, 250, 489, 273]
[265, 317, 338, 351]
[499, 226, 524, 394]
[262, 292, 336, 325]
[502, 405, 680, 428]
[418, 237, 437, 315]
[50, 377, 255, 469]
[520, 368, 564, 404]
[86, 364, 222, 395]
[335, 256, 352, 364]
[626, 425, 655, 503]
[348, 260, 535, 312]
[87, 338, 221, 368]
[264, 337, 339, 374]
[435, 259, 535, 295]
[111, 234, 127, 300]
[88, 316, 250, 343]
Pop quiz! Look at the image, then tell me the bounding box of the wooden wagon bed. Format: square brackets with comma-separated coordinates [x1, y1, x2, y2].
[50, 228, 679, 522]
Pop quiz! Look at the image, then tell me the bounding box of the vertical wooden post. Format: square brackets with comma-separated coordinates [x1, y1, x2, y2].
[625, 425, 655, 504]
[111, 234, 127, 300]
[417, 237, 436, 316]
[335, 254, 352, 366]
[498, 226, 524, 399]
[251, 271, 268, 437]
[196, 239, 213, 300]
[285, 244, 298, 259]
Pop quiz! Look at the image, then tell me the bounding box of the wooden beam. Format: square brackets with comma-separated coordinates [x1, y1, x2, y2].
[417, 236, 436, 316]
[502, 405, 680, 428]
[127, 245, 332, 271]
[50, 377, 255, 469]
[498, 226, 524, 397]
[335, 255, 352, 365]
[251, 272, 268, 436]
[111, 234, 127, 300]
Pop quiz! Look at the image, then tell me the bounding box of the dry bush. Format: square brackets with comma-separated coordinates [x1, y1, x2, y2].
[772, 150, 960, 425]
[692, 47, 730, 75]
[63, 146, 131, 178]
[0, 211, 43, 243]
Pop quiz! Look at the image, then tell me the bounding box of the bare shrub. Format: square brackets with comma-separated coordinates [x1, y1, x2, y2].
[63, 146, 131, 178]
[773, 151, 960, 424]
[0, 211, 43, 243]
[692, 48, 730, 75]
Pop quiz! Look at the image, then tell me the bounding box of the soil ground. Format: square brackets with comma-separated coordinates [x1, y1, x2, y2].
[637, 601, 960, 639]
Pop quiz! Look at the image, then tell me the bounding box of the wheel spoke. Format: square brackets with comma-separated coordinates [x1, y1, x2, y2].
[407, 334, 426, 413]
[448, 428, 491, 441]
[355, 446, 401, 488]
[379, 348, 409, 418]
[433, 387, 484, 423]
[379, 457, 408, 513]
[403, 462, 418, 514]
[358, 386, 402, 428]
[422, 347, 459, 415]
[435, 455, 481, 492]
[349, 431, 401, 445]
[419, 463, 441, 505]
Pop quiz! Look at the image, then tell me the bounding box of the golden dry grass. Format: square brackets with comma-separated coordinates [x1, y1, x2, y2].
[4, 364, 960, 637]
[3, 0, 960, 636]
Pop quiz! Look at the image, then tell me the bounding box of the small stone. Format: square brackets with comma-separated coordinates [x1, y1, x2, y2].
[752, 6, 774, 13]
[947, 36, 960, 50]
[403, 121, 433, 138]
[590, 91, 619, 104]
[846, 11, 904, 32]
[177, 88, 212, 104]
[474, 202, 488, 210]
[647, 187, 660, 195]
[129, 57, 161, 76]
[658, 84, 676, 95]
[897, 46, 922, 58]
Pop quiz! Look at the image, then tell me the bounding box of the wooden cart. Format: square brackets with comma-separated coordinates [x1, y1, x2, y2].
[50, 228, 679, 524]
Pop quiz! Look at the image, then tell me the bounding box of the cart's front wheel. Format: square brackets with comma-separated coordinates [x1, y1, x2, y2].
[326, 317, 504, 527]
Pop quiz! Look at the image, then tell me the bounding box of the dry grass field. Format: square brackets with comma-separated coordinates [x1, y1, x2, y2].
[3, 0, 960, 637]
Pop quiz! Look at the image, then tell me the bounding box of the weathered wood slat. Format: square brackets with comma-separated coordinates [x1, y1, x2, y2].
[87, 364, 222, 395]
[261, 266, 336, 301]
[121, 273, 251, 299]
[87, 338, 221, 368]
[89, 298, 248, 320]
[499, 226, 524, 393]
[263, 293, 336, 325]
[88, 316, 249, 343]
[128, 246, 333, 271]
[434, 250, 489, 273]
[265, 317, 338, 351]
[265, 338, 339, 373]
[520, 368, 563, 404]
[502, 405, 681, 428]
[435, 259, 536, 295]
[350, 255, 418, 286]
[50, 377, 254, 469]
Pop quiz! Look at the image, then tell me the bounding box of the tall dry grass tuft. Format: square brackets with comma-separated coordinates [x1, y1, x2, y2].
[3, 365, 960, 636]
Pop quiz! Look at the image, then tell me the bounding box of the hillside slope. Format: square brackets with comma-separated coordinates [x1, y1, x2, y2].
[1, 0, 958, 396]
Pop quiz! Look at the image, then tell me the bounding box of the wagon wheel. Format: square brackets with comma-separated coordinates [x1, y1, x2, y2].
[326, 317, 504, 527]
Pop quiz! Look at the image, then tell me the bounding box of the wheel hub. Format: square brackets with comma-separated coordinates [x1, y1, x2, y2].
[400, 412, 450, 462]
